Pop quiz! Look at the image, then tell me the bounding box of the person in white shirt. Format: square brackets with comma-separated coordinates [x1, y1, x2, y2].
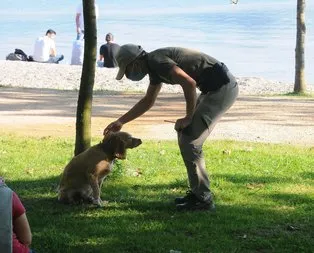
[71, 36, 84, 65]
[76, 2, 99, 40]
[33, 29, 64, 64]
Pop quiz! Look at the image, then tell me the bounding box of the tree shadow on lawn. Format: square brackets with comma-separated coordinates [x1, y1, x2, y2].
[213, 172, 311, 185]
[7, 175, 313, 253]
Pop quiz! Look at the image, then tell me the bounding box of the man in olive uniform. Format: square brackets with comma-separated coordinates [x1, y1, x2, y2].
[104, 44, 238, 211]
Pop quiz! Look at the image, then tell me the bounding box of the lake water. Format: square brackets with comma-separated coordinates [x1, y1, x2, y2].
[0, 0, 313, 84]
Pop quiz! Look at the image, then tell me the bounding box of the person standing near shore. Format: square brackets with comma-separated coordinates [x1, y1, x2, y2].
[99, 33, 120, 68]
[104, 44, 239, 211]
[76, 2, 99, 40]
[32, 29, 64, 64]
[71, 35, 84, 65]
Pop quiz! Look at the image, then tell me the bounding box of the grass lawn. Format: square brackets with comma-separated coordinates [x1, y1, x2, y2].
[0, 134, 313, 253]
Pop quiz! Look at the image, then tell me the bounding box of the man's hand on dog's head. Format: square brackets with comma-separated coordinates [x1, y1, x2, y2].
[103, 120, 123, 136]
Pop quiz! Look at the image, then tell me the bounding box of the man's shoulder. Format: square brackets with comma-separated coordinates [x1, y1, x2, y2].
[148, 47, 176, 59]
[151, 47, 203, 55]
[101, 43, 120, 50]
[100, 44, 107, 50]
[147, 49, 162, 62]
[149, 47, 172, 55]
[148, 47, 178, 66]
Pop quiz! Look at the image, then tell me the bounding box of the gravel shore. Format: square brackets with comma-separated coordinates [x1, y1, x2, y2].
[1, 60, 312, 95]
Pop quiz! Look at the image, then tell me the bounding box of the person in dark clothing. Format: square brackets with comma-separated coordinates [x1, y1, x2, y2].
[99, 33, 120, 68]
[103, 44, 239, 211]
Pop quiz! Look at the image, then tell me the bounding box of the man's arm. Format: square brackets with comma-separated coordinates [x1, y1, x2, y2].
[50, 41, 57, 57]
[99, 46, 104, 61]
[170, 65, 197, 119]
[118, 83, 162, 124]
[76, 13, 81, 34]
[103, 83, 162, 134]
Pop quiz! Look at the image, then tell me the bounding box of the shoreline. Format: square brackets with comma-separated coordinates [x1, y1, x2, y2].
[0, 60, 313, 95]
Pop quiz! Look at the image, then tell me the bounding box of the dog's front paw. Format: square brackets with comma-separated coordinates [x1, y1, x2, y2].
[92, 198, 103, 207]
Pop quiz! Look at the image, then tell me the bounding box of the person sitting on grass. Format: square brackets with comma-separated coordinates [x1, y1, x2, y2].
[32, 29, 64, 64]
[98, 33, 120, 68]
[0, 177, 35, 253]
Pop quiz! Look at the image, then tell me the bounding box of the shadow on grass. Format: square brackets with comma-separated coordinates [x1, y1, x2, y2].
[299, 171, 314, 179]
[213, 173, 295, 184]
[7, 174, 313, 253]
[266, 193, 313, 206]
[283, 92, 314, 98]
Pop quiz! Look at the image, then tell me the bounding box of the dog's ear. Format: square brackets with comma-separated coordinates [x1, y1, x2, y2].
[112, 135, 126, 159]
[105, 134, 126, 159]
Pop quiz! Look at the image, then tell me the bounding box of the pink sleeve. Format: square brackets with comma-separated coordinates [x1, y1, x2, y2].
[12, 192, 26, 220]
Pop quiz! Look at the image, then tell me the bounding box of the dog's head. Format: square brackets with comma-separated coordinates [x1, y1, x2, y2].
[102, 131, 142, 159]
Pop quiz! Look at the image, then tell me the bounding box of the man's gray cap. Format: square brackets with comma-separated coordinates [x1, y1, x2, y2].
[116, 44, 144, 80]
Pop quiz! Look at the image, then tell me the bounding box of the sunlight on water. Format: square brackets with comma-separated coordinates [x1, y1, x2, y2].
[0, 0, 313, 84]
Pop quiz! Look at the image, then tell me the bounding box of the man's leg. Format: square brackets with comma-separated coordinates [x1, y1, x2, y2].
[177, 79, 239, 210]
[48, 55, 64, 64]
[177, 112, 213, 206]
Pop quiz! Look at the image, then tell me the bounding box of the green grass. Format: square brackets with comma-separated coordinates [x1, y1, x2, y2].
[258, 92, 314, 98]
[282, 92, 314, 98]
[0, 134, 313, 253]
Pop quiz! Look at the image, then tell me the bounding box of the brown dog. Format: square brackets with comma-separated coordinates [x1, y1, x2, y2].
[58, 132, 142, 206]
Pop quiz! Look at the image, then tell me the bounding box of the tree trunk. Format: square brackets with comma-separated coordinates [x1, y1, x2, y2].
[294, 0, 306, 93]
[75, 0, 97, 155]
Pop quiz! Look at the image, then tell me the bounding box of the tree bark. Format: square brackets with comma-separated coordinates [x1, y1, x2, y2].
[294, 0, 306, 93]
[75, 0, 97, 155]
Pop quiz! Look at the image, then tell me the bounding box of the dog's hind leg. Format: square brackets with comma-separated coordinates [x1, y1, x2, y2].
[80, 186, 94, 204]
[71, 191, 85, 204]
[59, 190, 84, 205]
[58, 191, 71, 204]
[88, 174, 102, 206]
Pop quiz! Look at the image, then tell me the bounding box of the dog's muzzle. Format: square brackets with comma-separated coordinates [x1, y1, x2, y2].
[132, 138, 142, 148]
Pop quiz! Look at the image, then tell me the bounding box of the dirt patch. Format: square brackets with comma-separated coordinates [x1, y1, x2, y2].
[0, 87, 313, 145]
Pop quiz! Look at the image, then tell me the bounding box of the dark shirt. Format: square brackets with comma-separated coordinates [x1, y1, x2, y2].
[147, 47, 223, 91]
[99, 43, 120, 68]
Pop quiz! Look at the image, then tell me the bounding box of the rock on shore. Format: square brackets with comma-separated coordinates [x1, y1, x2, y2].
[0, 60, 312, 95]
